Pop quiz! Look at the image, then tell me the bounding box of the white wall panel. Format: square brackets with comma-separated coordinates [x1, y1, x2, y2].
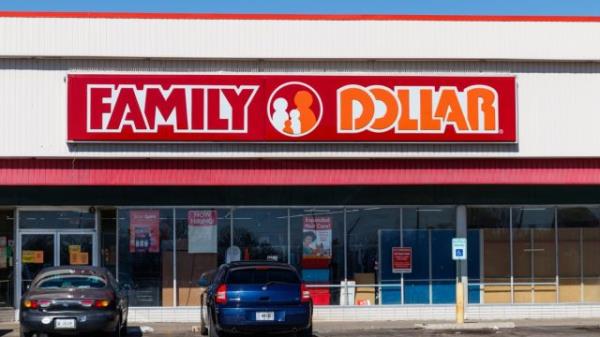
[0, 59, 599, 159]
[1, 17, 600, 61]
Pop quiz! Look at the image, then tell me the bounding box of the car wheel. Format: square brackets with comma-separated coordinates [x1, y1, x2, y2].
[208, 311, 223, 337]
[297, 325, 313, 337]
[112, 315, 122, 337]
[200, 320, 208, 335]
[120, 319, 128, 336]
[200, 305, 208, 336]
[19, 328, 32, 337]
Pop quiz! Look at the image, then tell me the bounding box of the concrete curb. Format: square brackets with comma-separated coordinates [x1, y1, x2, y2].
[415, 322, 516, 330]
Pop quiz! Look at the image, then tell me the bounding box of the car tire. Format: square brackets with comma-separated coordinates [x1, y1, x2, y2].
[112, 316, 122, 337]
[297, 325, 313, 337]
[208, 311, 224, 337]
[120, 319, 128, 336]
[19, 328, 32, 337]
[200, 305, 208, 336]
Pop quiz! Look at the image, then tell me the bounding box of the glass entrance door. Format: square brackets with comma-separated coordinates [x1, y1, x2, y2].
[20, 233, 55, 293]
[18, 231, 96, 297]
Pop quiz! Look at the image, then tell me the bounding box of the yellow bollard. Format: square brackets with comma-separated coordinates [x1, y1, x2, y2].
[456, 275, 465, 324]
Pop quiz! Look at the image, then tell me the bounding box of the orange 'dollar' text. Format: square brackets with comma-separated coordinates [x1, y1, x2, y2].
[337, 85, 499, 134]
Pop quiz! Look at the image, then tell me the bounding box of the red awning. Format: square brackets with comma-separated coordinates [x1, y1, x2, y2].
[1, 158, 600, 186]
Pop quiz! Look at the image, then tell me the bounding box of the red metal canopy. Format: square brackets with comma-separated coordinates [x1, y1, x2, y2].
[0, 158, 599, 186]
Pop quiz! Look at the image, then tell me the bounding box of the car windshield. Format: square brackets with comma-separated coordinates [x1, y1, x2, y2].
[35, 275, 107, 289]
[226, 268, 299, 285]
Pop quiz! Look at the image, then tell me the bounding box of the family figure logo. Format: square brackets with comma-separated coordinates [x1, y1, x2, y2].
[268, 82, 323, 137]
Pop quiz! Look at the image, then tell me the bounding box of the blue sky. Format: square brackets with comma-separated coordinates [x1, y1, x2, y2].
[1, 0, 600, 16]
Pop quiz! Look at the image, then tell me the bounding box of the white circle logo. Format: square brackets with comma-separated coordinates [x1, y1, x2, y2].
[267, 82, 323, 137]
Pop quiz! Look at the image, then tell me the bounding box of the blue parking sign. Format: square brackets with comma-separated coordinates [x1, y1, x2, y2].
[452, 238, 467, 260]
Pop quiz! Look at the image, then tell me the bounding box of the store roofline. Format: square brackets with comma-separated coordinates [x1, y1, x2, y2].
[1, 11, 600, 22]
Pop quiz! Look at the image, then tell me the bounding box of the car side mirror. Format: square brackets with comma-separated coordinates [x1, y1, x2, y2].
[198, 270, 215, 287]
[198, 275, 210, 288]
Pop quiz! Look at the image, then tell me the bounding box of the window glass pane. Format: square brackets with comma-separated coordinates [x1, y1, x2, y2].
[226, 269, 300, 284]
[0, 210, 14, 307]
[100, 209, 117, 277]
[346, 207, 400, 305]
[583, 226, 600, 302]
[36, 275, 106, 289]
[175, 208, 229, 306]
[467, 208, 510, 304]
[59, 234, 93, 266]
[290, 208, 344, 306]
[558, 207, 600, 303]
[403, 207, 455, 304]
[233, 208, 288, 263]
[20, 211, 95, 229]
[21, 234, 54, 294]
[512, 207, 556, 303]
[118, 209, 173, 307]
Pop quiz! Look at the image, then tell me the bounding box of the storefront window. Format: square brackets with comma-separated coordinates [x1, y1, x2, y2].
[346, 207, 400, 306]
[582, 222, 600, 303]
[512, 207, 556, 303]
[175, 208, 230, 306]
[290, 208, 344, 305]
[118, 209, 173, 307]
[403, 208, 456, 304]
[0, 210, 14, 307]
[20, 210, 95, 229]
[100, 209, 117, 277]
[558, 207, 600, 303]
[233, 208, 288, 263]
[467, 208, 510, 304]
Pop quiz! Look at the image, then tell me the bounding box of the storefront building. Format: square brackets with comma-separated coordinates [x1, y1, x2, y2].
[2, 12, 600, 322]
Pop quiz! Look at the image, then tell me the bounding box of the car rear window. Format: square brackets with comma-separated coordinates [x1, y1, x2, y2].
[226, 268, 300, 285]
[35, 275, 107, 289]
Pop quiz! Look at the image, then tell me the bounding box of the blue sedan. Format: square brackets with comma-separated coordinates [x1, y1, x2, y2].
[199, 261, 313, 337]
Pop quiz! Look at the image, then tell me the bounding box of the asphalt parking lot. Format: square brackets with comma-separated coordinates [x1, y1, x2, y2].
[2, 320, 600, 337]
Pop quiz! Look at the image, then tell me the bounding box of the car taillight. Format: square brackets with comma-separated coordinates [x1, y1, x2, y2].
[23, 299, 39, 309]
[94, 299, 111, 308]
[80, 299, 94, 307]
[301, 283, 311, 303]
[38, 300, 51, 308]
[215, 284, 227, 304]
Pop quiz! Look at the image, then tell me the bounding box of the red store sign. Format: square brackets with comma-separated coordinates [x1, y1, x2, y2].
[67, 74, 516, 142]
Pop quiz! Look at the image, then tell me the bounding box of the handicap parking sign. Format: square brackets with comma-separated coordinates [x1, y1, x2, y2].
[452, 238, 467, 260]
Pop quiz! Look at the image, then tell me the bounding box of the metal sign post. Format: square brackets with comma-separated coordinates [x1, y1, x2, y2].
[452, 238, 467, 324]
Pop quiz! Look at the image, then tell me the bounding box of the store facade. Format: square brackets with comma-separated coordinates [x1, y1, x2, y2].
[2, 12, 600, 321]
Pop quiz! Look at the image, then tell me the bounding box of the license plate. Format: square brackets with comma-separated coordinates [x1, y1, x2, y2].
[255, 312, 275, 321]
[55, 319, 76, 329]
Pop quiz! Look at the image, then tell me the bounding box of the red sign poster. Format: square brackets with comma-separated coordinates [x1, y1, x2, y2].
[392, 247, 412, 274]
[129, 210, 160, 253]
[302, 216, 333, 269]
[67, 74, 516, 143]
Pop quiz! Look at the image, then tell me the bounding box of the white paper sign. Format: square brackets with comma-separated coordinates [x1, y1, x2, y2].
[226, 246, 241, 263]
[188, 210, 218, 253]
[452, 238, 467, 261]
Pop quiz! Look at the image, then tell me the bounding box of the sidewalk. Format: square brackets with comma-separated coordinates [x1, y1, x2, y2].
[0, 319, 598, 336]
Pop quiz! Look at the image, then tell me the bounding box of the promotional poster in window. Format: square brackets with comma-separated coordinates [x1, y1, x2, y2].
[302, 216, 332, 267]
[187, 210, 218, 254]
[129, 210, 160, 253]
